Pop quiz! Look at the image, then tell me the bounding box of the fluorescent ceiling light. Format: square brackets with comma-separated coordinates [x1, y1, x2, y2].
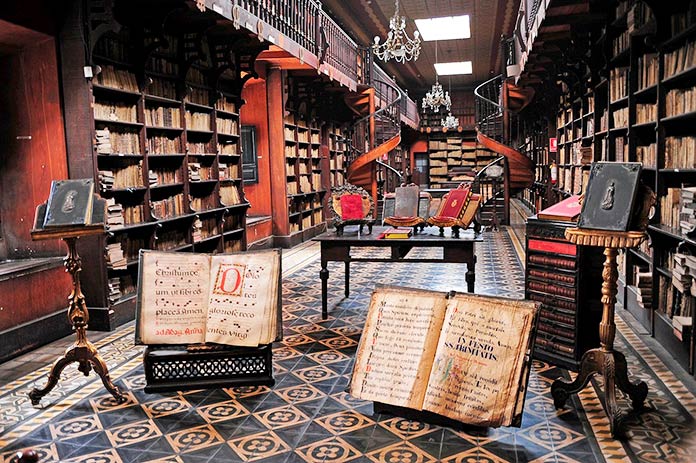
[415, 15, 471, 41]
[435, 61, 473, 75]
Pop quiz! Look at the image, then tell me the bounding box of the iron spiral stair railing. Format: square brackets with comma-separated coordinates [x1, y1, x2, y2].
[345, 78, 402, 197]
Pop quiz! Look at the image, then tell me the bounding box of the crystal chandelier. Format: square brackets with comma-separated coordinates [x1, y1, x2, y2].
[373, 0, 421, 63]
[422, 43, 451, 112]
[442, 112, 458, 130]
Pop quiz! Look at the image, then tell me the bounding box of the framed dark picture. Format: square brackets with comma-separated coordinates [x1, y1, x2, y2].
[577, 162, 641, 231]
[241, 125, 258, 184]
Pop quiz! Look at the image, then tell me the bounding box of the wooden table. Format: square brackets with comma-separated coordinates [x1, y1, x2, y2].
[313, 226, 482, 319]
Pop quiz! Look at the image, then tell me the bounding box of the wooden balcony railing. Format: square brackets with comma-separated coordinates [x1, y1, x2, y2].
[206, 0, 418, 121]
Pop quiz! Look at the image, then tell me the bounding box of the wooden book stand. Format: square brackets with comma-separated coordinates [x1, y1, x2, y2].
[329, 183, 375, 236]
[427, 183, 482, 237]
[383, 184, 431, 233]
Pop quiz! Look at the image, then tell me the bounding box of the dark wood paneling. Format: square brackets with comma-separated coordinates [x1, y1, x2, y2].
[0, 263, 71, 331]
[247, 219, 273, 247]
[0, 37, 68, 260]
[0, 309, 71, 363]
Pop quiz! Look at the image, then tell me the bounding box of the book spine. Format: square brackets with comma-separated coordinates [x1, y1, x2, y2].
[529, 254, 576, 270]
[528, 269, 575, 284]
[528, 281, 576, 298]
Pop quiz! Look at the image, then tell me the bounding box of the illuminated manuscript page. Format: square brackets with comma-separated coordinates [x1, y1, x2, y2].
[205, 250, 280, 346]
[350, 287, 447, 410]
[422, 295, 536, 427]
[136, 251, 210, 344]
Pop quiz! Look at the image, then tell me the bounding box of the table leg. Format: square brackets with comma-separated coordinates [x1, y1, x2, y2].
[344, 261, 350, 298]
[320, 263, 329, 320]
[466, 254, 476, 293]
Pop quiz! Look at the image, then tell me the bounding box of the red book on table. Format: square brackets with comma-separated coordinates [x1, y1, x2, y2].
[537, 195, 582, 222]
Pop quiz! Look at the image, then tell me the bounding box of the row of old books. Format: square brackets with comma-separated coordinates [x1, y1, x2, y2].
[215, 98, 237, 113]
[636, 143, 657, 168]
[636, 103, 657, 124]
[147, 135, 183, 154]
[155, 228, 188, 251]
[98, 165, 143, 191]
[96, 65, 139, 93]
[665, 87, 696, 117]
[224, 213, 243, 231]
[665, 136, 696, 168]
[660, 188, 681, 230]
[192, 217, 219, 242]
[637, 53, 659, 90]
[94, 101, 137, 123]
[95, 128, 141, 155]
[189, 141, 214, 155]
[151, 193, 185, 220]
[146, 55, 178, 76]
[612, 29, 630, 57]
[220, 185, 241, 206]
[188, 163, 213, 182]
[216, 117, 239, 136]
[186, 67, 207, 86]
[613, 107, 629, 128]
[185, 111, 211, 131]
[609, 67, 629, 102]
[297, 128, 310, 143]
[147, 77, 177, 100]
[615, 136, 628, 162]
[150, 167, 181, 185]
[190, 194, 217, 212]
[664, 40, 696, 80]
[144, 106, 181, 128]
[220, 142, 239, 156]
[94, 36, 130, 63]
[299, 176, 312, 193]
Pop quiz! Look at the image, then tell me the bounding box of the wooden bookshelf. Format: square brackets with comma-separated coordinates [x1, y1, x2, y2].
[67, 21, 250, 330]
[426, 133, 493, 189]
[523, 0, 696, 374]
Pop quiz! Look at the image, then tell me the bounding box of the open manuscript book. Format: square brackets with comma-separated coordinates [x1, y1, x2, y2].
[349, 286, 539, 427]
[135, 249, 282, 347]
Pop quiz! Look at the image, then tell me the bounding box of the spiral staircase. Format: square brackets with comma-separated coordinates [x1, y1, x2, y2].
[474, 74, 536, 225]
[345, 78, 402, 203]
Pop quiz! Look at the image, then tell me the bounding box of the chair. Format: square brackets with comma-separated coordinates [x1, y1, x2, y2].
[426, 183, 482, 238]
[382, 183, 432, 233]
[329, 183, 375, 236]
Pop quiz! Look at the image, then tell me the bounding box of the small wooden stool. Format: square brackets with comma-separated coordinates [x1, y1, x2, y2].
[551, 228, 648, 438]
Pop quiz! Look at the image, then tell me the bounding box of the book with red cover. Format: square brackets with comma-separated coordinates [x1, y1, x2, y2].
[340, 194, 364, 220]
[436, 185, 472, 219]
[537, 195, 582, 222]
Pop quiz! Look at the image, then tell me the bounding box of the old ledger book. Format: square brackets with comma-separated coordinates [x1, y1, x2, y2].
[350, 286, 539, 427]
[135, 249, 282, 347]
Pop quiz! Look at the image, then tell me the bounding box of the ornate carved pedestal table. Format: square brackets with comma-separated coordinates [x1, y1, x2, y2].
[28, 227, 125, 405]
[551, 228, 648, 438]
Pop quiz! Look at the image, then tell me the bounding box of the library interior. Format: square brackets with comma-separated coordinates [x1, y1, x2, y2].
[3, 0, 696, 462]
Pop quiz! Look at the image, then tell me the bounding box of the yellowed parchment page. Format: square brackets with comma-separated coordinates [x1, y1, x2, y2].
[136, 251, 210, 345]
[349, 286, 448, 410]
[422, 294, 536, 427]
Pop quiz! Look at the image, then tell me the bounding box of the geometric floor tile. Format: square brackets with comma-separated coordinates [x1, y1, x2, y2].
[2, 224, 696, 463]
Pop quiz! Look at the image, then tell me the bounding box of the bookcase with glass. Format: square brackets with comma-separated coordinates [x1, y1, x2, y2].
[85, 27, 248, 329]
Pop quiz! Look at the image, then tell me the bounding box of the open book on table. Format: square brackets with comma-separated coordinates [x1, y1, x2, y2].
[135, 249, 282, 347]
[349, 286, 539, 427]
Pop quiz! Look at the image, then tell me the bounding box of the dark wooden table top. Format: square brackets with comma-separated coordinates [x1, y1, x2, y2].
[313, 226, 482, 244]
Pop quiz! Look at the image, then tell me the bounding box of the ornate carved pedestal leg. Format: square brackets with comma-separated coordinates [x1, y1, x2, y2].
[28, 237, 125, 405]
[551, 245, 647, 437]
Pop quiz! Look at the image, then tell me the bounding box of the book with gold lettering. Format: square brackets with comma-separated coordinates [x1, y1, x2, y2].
[349, 286, 539, 427]
[135, 249, 281, 347]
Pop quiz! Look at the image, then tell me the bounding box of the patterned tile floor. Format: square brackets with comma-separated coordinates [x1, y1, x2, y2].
[0, 222, 695, 462]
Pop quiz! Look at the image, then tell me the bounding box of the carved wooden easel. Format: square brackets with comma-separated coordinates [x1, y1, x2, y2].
[551, 228, 648, 438]
[29, 213, 125, 405]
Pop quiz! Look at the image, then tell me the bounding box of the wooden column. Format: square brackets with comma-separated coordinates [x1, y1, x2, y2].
[266, 66, 290, 239]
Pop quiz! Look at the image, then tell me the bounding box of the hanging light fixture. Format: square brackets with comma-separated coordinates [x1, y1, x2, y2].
[441, 77, 458, 129]
[373, 0, 421, 63]
[422, 42, 451, 113]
